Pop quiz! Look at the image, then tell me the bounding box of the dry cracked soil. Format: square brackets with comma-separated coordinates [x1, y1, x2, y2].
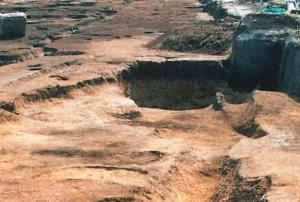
[0, 0, 300, 201]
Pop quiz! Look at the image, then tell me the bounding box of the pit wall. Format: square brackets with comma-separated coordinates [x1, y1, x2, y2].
[230, 30, 287, 91]
[119, 60, 228, 81]
[230, 14, 300, 96]
[232, 32, 300, 95]
[278, 36, 300, 95]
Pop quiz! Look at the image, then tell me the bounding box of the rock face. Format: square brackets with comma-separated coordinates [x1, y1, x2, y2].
[230, 30, 287, 91]
[279, 36, 300, 95]
[0, 12, 27, 39]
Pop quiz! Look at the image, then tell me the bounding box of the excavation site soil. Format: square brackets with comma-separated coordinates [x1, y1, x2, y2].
[1, 0, 300, 201]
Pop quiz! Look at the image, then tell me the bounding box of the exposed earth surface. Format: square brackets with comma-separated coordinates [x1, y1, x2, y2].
[0, 0, 300, 202]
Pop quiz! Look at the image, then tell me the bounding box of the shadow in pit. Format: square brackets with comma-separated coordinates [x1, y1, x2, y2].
[118, 60, 252, 110]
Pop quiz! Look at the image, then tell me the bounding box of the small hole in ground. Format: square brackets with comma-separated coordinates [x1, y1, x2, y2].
[234, 118, 268, 139]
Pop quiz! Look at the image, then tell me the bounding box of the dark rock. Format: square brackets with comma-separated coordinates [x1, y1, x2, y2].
[0, 12, 27, 39]
[213, 92, 225, 110]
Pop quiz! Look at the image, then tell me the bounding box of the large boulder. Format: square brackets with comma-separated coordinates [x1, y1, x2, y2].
[230, 30, 287, 91]
[0, 12, 27, 40]
[278, 36, 300, 95]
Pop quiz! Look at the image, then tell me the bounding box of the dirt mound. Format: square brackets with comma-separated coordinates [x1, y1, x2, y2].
[148, 22, 234, 55]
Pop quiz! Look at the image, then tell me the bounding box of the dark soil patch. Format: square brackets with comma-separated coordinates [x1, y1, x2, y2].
[97, 197, 138, 202]
[44, 50, 85, 56]
[235, 14, 300, 37]
[148, 22, 234, 55]
[0, 101, 15, 112]
[128, 120, 198, 132]
[234, 118, 268, 138]
[33, 147, 164, 165]
[28, 63, 42, 68]
[49, 74, 69, 81]
[210, 157, 271, 202]
[226, 103, 268, 138]
[0, 49, 39, 66]
[111, 110, 142, 120]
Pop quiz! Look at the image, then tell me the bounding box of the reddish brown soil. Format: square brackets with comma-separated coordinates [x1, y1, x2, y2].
[0, 0, 300, 202]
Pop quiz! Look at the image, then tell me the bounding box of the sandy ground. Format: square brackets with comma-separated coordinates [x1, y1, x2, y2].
[0, 0, 300, 201]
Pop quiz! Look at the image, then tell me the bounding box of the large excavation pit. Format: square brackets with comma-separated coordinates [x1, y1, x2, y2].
[119, 59, 252, 110]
